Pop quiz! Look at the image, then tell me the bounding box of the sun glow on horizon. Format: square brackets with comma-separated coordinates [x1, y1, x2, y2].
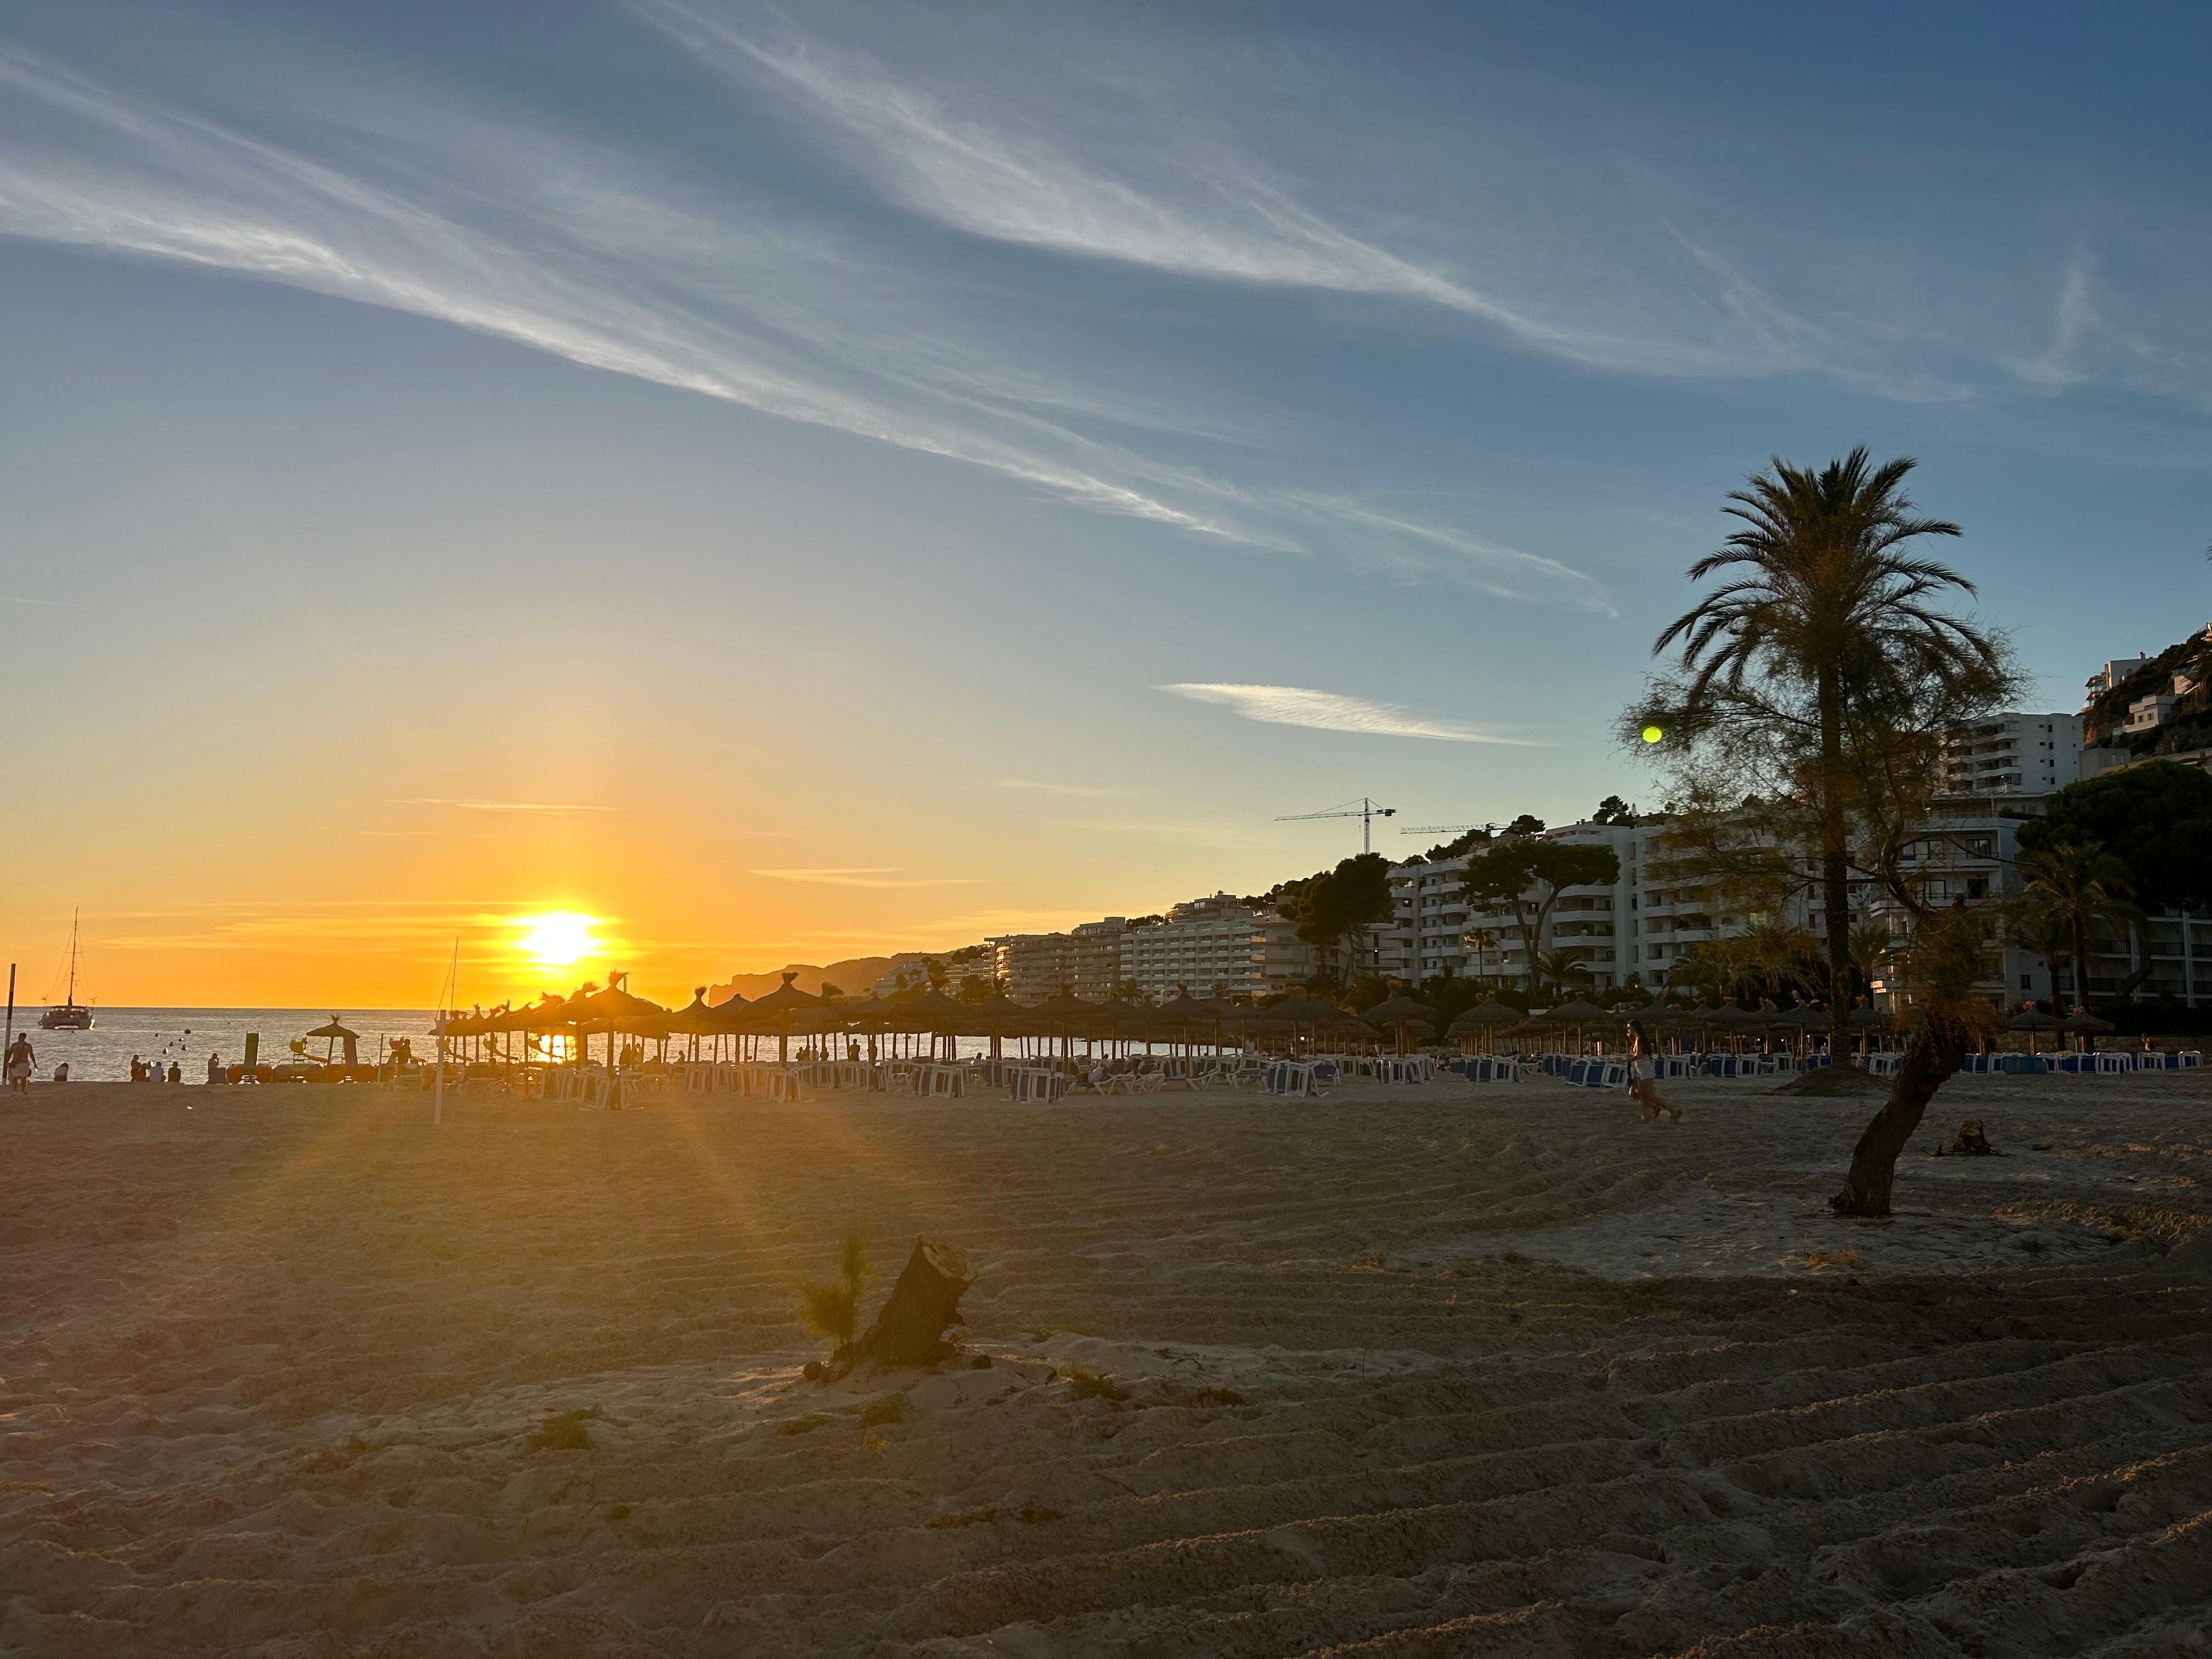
[514, 911, 599, 968]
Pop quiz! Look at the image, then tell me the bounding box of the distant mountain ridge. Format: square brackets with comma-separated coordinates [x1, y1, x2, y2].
[707, 954, 926, 1004]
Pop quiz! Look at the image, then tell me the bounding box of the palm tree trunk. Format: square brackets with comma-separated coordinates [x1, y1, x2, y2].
[1817, 666, 1855, 1066]
[1829, 1016, 1971, 1215]
[2069, 910, 2091, 1012]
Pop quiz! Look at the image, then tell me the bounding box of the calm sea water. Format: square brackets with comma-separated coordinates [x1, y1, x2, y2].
[0, 1008, 438, 1082]
[0, 1011, 1139, 1082]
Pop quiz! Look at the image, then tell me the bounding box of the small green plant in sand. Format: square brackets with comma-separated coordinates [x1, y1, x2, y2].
[1058, 1362, 1129, 1402]
[776, 1412, 833, 1437]
[860, 1394, 909, 1428]
[526, 1407, 601, 1452]
[2017, 1235, 2048, 1255]
[795, 1232, 870, 1355]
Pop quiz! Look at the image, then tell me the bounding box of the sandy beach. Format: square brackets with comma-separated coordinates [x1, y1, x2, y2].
[3, 1073, 2209, 1656]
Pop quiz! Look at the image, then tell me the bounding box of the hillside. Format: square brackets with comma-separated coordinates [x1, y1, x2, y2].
[2086, 624, 2212, 755]
[706, 942, 990, 1003]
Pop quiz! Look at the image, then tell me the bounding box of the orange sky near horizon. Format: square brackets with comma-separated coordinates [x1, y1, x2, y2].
[0, 778, 1268, 1010]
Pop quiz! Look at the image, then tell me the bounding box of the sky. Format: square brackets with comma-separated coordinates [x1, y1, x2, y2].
[3, 1, 2210, 1007]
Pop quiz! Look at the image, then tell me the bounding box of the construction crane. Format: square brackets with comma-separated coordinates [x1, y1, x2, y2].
[1400, 821, 1505, 838]
[1276, 797, 1396, 854]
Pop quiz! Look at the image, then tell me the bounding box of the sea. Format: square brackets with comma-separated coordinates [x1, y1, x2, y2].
[1, 1011, 1124, 1082]
[1, 1008, 439, 1082]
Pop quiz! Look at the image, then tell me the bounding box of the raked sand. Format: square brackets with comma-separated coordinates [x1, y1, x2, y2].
[3, 1073, 2210, 1656]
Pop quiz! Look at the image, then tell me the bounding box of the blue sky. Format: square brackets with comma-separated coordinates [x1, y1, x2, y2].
[3, 2, 2210, 996]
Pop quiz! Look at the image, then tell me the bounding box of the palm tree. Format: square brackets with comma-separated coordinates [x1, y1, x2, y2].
[2003, 902, 2072, 1012]
[2012, 840, 2140, 1012]
[1648, 448, 2009, 1068]
[1846, 917, 1893, 1004]
[1532, 949, 1592, 1002]
[1743, 916, 1818, 1003]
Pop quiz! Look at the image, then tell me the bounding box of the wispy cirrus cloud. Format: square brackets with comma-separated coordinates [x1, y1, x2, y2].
[751, 867, 985, 889]
[632, 2, 1999, 400]
[0, 37, 1623, 606]
[0, 594, 73, 606]
[1159, 683, 1543, 745]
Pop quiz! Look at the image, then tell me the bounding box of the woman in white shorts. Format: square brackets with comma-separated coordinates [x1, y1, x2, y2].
[1626, 1021, 1683, 1123]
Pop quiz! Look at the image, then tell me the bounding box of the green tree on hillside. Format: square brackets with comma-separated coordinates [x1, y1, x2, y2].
[1286, 854, 1395, 984]
[2015, 760, 2212, 916]
[1460, 839, 1621, 996]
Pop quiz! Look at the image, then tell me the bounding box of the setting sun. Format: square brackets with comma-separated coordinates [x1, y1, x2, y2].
[514, 912, 597, 968]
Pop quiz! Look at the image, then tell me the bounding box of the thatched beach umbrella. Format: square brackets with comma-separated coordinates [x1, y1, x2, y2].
[958, 990, 1029, 1062]
[1535, 996, 1608, 1052]
[2007, 1006, 2061, 1057]
[2060, 1008, 2114, 1053]
[733, 973, 823, 1065]
[1363, 994, 1436, 1054]
[304, 1015, 360, 1066]
[1153, 990, 1233, 1064]
[1262, 995, 1373, 1053]
[1447, 998, 1524, 1054]
[888, 989, 972, 1061]
[1018, 988, 1101, 1068]
[562, 979, 669, 1073]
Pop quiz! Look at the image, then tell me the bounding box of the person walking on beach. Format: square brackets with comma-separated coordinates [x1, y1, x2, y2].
[5, 1032, 33, 1096]
[1626, 1021, 1683, 1124]
[206, 1052, 224, 1086]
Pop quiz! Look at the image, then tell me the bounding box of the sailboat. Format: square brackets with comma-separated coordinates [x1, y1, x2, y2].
[41, 910, 94, 1030]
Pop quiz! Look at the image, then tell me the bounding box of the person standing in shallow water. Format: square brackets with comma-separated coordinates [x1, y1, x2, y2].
[4, 1032, 32, 1095]
[1626, 1021, 1683, 1123]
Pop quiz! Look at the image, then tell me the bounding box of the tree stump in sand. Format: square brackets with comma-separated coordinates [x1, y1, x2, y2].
[1950, 1119, 1993, 1156]
[806, 1239, 972, 1383]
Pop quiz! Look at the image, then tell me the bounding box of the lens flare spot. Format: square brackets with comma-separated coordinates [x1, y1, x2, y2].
[515, 912, 596, 967]
[1641, 725, 1664, 744]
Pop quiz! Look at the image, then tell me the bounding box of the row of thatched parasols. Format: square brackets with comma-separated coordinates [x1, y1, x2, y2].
[436, 978, 2123, 1073]
[435, 978, 1400, 1069]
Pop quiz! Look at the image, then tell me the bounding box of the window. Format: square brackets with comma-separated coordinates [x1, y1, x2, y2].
[2021, 974, 2032, 990]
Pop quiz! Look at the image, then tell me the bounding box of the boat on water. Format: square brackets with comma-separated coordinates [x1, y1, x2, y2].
[40, 910, 94, 1031]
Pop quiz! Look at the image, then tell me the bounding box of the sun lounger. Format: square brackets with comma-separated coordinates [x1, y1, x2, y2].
[1264, 1060, 1328, 1097]
[1008, 1067, 1068, 1104]
[915, 1063, 966, 1098]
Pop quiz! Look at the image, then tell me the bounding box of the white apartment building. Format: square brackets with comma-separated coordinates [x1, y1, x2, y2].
[1939, 712, 2084, 796]
[1251, 910, 1318, 994]
[1120, 893, 1263, 1000]
[1867, 804, 2045, 1013]
[991, 917, 1128, 1001]
[1390, 821, 1677, 992]
[1385, 854, 1478, 980]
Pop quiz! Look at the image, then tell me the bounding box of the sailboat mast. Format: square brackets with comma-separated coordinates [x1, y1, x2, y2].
[65, 909, 78, 1003]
